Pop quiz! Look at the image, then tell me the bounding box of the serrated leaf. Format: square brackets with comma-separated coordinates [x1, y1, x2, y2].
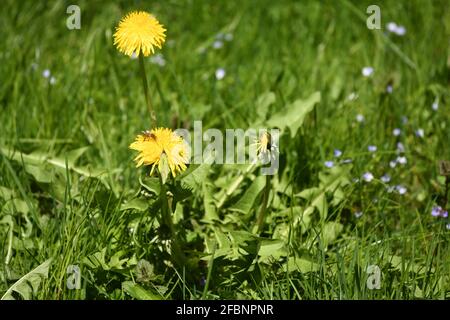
[122, 281, 162, 300]
[120, 199, 149, 212]
[24, 164, 52, 183]
[229, 175, 266, 215]
[258, 239, 286, 258]
[1, 259, 52, 300]
[139, 176, 160, 195]
[267, 91, 321, 138]
[202, 182, 218, 221]
[322, 222, 343, 246]
[254, 91, 276, 122]
[178, 162, 211, 191]
[283, 257, 319, 273]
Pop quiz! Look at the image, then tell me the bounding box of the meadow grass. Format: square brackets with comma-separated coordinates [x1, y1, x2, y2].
[0, 0, 449, 300]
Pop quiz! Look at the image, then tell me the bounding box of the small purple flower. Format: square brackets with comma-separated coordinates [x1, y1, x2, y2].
[386, 22, 406, 36]
[42, 69, 51, 78]
[415, 129, 424, 138]
[354, 211, 363, 218]
[394, 25, 406, 36]
[215, 68, 226, 80]
[213, 40, 224, 49]
[324, 161, 334, 168]
[432, 101, 439, 111]
[389, 160, 397, 168]
[397, 142, 405, 153]
[396, 156, 407, 165]
[362, 172, 374, 182]
[387, 22, 397, 32]
[381, 174, 391, 183]
[401, 116, 408, 124]
[200, 276, 206, 287]
[386, 85, 393, 93]
[431, 206, 448, 218]
[395, 185, 407, 195]
[334, 149, 342, 158]
[393, 128, 401, 136]
[368, 145, 377, 152]
[362, 66, 374, 77]
[431, 207, 440, 217]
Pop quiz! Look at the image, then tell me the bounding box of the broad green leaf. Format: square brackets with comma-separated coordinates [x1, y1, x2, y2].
[120, 199, 149, 212]
[122, 281, 161, 300]
[322, 222, 343, 246]
[65, 147, 90, 166]
[277, 206, 314, 232]
[267, 91, 321, 138]
[258, 239, 286, 258]
[229, 175, 266, 215]
[0, 146, 107, 181]
[202, 182, 218, 221]
[108, 251, 129, 270]
[283, 257, 319, 273]
[297, 188, 328, 220]
[0, 186, 14, 199]
[139, 176, 160, 195]
[83, 248, 109, 270]
[319, 166, 351, 193]
[1, 259, 52, 300]
[254, 91, 276, 122]
[23, 164, 52, 183]
[179, 162, 211, 191]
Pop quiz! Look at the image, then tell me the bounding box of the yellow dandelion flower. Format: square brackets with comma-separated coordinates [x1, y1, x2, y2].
[114, 11, 166, 57]
[256, 132, 271, 156]
[255, 131, 278, 163]
[129, 128, 189, 179]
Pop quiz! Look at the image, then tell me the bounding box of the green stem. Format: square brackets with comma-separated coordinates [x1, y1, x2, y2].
[138, 52, 157, 127]
[159, 179, 186, 268]
[444, 176, 449, 211]
[256, 175, 271, 234]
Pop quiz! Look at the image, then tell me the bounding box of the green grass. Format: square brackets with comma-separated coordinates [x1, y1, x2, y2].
[0, 0, 449, 300]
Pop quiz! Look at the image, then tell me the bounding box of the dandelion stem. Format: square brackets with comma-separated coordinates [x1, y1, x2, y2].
[256, 175, 271, 234]
[139, 52, 157, 127]
[159, 177, 186, 268]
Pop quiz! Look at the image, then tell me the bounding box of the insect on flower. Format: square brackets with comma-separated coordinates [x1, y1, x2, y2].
[130, 128, 190, 181]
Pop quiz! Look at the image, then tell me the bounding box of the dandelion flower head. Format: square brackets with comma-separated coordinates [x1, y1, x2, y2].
[255, 131, 278, 163]
[129, 128, 189, 178]
[114, 11, 166, 57]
